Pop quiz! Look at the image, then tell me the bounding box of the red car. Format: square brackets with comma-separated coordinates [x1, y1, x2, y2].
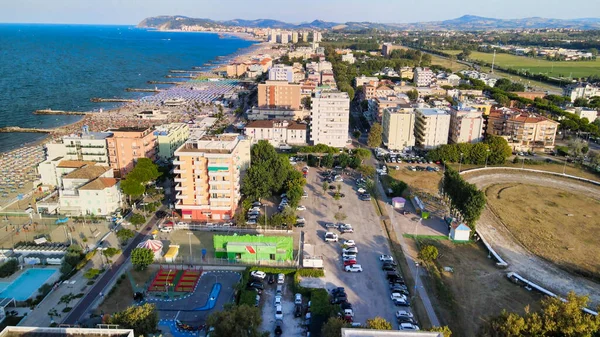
[343, 259, 357, 267]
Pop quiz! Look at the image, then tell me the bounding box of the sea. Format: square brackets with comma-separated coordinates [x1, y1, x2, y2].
[0, 24, 255, 153]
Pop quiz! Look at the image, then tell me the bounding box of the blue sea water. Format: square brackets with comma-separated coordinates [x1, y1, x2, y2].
[0, 24, 255, 152]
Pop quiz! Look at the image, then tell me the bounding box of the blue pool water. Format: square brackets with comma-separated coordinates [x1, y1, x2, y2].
[0, 268, 57, 301]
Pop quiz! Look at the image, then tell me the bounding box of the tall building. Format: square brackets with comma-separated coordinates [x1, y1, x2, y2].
[106, 127, 157, 178]
[173, 134, 250, 221]
[310, 91, 350, 148]
[414, 108, 451, 149]
[45, 127, 112, 165]
[154, 123, 190, 161]
[302, 31, 308, 42]
[257, 80, 302, 109]
[449, 104, 485, 144]
[382, 105, 416, 150]
[313, 31, 322, 42]
[268, 64, 294, 82]
[381, 43, 402, 57]
[486, 108, 559, 151]
[269, 30, 278, 43]
[279, 31, 289, 44]
[414, 67, 434, 87]
[292, 31, 299, 43]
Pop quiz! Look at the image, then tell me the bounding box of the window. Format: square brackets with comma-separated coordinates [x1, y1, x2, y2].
[270, 254, 276, 260]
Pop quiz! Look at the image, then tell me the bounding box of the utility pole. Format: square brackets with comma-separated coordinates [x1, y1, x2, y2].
[187, 232, 193, 264]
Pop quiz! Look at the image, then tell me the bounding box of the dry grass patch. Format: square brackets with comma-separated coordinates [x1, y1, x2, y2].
[485, 183, 600, 280]
[387, 164, 443, 195]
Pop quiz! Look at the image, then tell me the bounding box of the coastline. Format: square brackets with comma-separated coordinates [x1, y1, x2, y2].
[149, 28, 263, 42]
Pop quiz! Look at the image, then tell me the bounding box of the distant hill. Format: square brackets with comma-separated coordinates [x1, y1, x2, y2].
[137, 15, 600, 31]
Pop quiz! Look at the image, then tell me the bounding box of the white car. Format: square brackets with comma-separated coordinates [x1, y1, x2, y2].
[399, 323, 420, 331]
[296, 217, 306, 223]
[325, 232, 339, 242]
[302, 191, 308, 198]
[345, 264, 363, 272]
[339, 224, 354, 233]
[342, 240, 356, 247]
[342, 247, 358, 254]
[342, 252, 357, 259]
[277, 273, 285, 284]
[357, 188, 366, 194]
[396, 310, 414, 319]
[275, 305, 283, 320]
[250, 270, 266, 279]
[380, 255, 394, 262]
[160, 226, 172, 233]
[391, 293, 408, 302]
[274, 295, 282, 307]
[343, 255, 357, 262]
[296, 205, 307, 211]
[295, 293, 302, 305]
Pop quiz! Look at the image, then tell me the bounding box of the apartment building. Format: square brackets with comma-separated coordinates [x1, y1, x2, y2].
[355, 75, 379, 87]
[268, 64, 294, 82]
[106, 127, 157, 178]
[310, 91, 350, 148]
[154, 123, 190, 161]
[414, 108, 451, 149]
[567, 107, 598, 123]
[381, 43, 402, 57]
[414, 67, 434, 87]
[487, 108, 559, 151]
[45, 127, 112, 165]
[292, 31, 299, 43]
[449, 105, 485, 144]
[341, 53, 355, 64]
[313, 31, 322, 42]
[563, 82, 600, 101]
[173, 134, 250, 221]
[382, 105, 416, 151]
[244, 120, 307, 146]
[372, 95, 410, 123]
[257, 80, 302, 110]
[226, 63, 248, 77]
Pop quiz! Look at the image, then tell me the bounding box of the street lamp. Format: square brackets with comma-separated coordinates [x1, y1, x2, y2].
[458, 153, 464, 173]
[485, 149, 491, 168]
[187, 232, 193, 264]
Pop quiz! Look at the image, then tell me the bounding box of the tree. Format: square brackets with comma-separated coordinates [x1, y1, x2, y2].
[589, 150, 600, 168]
[365, 316, 393, 330]
[483, 292, 600, 337]
[131, 248, 154, 270]
[322, 317, 348, 337]
[286, 184, 303, 208]
[0, 259, 19, 277]
[573, 97, 589, 107]
[59, 293, 76, 309]
[334, 212, 347, 222]
[129, 213, 146, 227]
[302, 96, 312, 110]
[406, 89, 419, 101]
[83, 268, 101, 279]
[206, 304, 264, 337]
[349, 156, 361, 169]
[353, 148, 371, 161]
[484, 135, 512, 165]
[108, 303, 159, 337]
[357, 164, 375, 178]
[367, 123, 383, 148]
[103, 247, 121, 259]
[418, 245, 439, 262]
[120, 178, 145, 203]
[321, 153, 334, 168]
[337, 153, 350, 168]
[322, 181, 329, 193]
[116, 228, 135, 242]
[429, 326, 452, 337]
[390, 180, 408, 197]
[567, 138, 587, 157]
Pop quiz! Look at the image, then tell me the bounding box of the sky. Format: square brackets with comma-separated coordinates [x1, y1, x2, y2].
[1, 0, 599, 25]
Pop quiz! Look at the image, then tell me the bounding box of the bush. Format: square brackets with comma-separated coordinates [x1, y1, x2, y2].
[62, 307, 72, 313]
[297, 269, 325, 277]
[418, 245, 439, 262]
[248, 266, 296, 275]
[0, 259, 19, 277]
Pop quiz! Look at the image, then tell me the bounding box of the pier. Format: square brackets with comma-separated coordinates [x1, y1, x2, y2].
[165, 75, 196, 79]
[34, 109, 89, 115]
[90, 98, 136, 103]
[0, 126, 54, 134]
[147, 81, 181, 85]
[125, 88, 161, 93]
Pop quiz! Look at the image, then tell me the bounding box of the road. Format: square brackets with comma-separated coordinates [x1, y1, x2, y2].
[62, 215, 159, 325]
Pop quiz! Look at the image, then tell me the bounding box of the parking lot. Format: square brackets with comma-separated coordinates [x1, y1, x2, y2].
[259, 275, 305, 337]
[297, 167, 413, 328]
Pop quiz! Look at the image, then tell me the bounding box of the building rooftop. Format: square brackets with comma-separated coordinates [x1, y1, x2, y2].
[153, 123, 188, 136]
[179, 133, 243, 153]
[79, 177, 118, 191]
[314, 91, 349, 99]
[417, 108, 449, 116]
[56, 161, 96, 169]
[245, 120, 307, 130]
[63, 165, 110, 180]
[108, 126, 151, 133]
[341, 328, 443, 337]
[63, 132, 112, 141]
[0, 327, 134, 337]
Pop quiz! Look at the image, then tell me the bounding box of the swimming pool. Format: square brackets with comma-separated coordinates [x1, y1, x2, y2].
[0, 268, 57, 301]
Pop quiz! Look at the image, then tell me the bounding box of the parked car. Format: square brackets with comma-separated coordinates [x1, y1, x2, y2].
[343, 259, 357, 266]
[296, 205, 306, 211]
[331, 287, 345, 296]
[398, 323, 420, 331]
[274, 322, 283, 336]
[397, 316, 417, 325]
[391, 293, 410, 306]
[325, 232, 339, 242]
[325, 222, 338, 229]
[252, 201, 262, 207]
[274, 295, 282, 306]
[380, 255, 394, 262]
[155, 210, 167, 218]
[250, 271, 266, 279]
[382, 264, 396, 272]
[247, 281, 264, 290]
[277, 273, 285, 284]
[342, 247, 358, 254]
[275, 305, 283, 320]
[342, 252, 358, 259]
[345, 264, 363, 272]
[395, 310, 414, 319]
[330, 295, 348, 304]
[294, 222, 305, 227]
[302, 191, 308, 198]
[267, 274, 275, 284]
[294, 304, 303, 317]
[342, 240, 356, 247]
[276, 285, 283, 296]
[295, 293, 302, 305]
[245, 220, 257, 225]
[359, 194, 371, 201]
[296, 217, 306, 223]
[357, 188, 366, 194]
[339, 224, 354, 233]
[160, 227, 172, 233]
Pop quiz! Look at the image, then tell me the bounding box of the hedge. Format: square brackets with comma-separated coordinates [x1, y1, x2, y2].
[0, 259, 18, 278]
[297, 269, 325, 277]
[248, 266, 297, 275]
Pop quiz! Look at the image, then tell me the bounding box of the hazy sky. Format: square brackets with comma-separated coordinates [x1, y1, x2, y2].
[1, 0, 599, 25]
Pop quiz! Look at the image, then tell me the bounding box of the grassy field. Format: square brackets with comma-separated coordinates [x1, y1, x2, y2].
[429, 53, 469, 72]
[452, 160, 600, 182]
[385, 163, 443, 195]
[444, 50, 600, 78]
[485, 183, 600, 280]
[414, 238, 542, 337]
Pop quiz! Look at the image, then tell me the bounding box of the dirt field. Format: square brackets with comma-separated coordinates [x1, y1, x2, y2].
[386, 164, 443, 195]
[416, 239, 542, 337]
[485, 183, 600, 279]
[96, 268, 156, 315]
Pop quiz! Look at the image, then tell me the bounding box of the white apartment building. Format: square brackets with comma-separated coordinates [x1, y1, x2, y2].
[414, 67, 434, 87]
[268, 64, 294, 82]
[280, 32, 289, 44]
[414, 108, 451, 149]
[341, 53, 355, 64]
[382, 106, 416, 151]
[355, 75, 379, 87]
[563, 82, 600, 101]
[45, 127, 111, 165]
[318, 61, 333, 72]
[449, 105, 485, 144]
[173, 134, 251, 222]
[313, 31, 322, 42]
[310, 91, 350, 148]
[292, 31, 299, 43]
[570, 107, 598, 123]
[244, 120, 307, 146]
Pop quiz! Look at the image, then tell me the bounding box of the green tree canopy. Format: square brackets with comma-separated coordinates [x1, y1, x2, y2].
[322, 317, 349, 337]
[406, 89, 419, 101]
[418, 245, 439, 262]
[367, 123, 383, 148]
[484, 135, 512, 165]
[131, 248, 154, 270]
[116, 228, 135, 242]
[353, 148, 371, 161]
[108, 303, 159, 337]
[129, 213, 146, 226]
[206, 304, 265, 337]
[365, 316, 393, 330]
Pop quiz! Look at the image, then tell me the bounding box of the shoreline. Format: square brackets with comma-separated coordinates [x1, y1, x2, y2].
[0, 34, 265, 154]
[149, 28, 263, 42]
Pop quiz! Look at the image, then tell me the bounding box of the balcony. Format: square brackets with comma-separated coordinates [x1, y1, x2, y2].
[174, 177, 187, 183]
[209, 188, 231, 194]
[208, 170, 230, 177]
[210, 197, 232, 202]
[174, 184, 184, 191]
[173, 169, 186, 174]
[175, 193, 185, 200]
[173, 160, 184, 165]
